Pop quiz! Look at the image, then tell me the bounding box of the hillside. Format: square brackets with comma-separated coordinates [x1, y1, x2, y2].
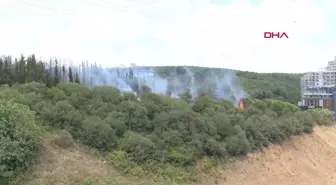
[17, 125, 336, 185]
[0, 54, 324, 185]
[0, 81, 333, 185]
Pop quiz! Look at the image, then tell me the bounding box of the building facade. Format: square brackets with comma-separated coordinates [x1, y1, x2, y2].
[300, 56, 336, 111]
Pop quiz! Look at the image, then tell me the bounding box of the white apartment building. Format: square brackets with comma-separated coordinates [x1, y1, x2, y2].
[302, 57, 336, 88]
[299, 56, 336, 110]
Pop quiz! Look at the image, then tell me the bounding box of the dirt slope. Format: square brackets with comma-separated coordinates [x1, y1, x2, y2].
[204, 126, 336, 185]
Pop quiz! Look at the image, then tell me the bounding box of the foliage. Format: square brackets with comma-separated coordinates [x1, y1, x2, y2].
[0, 81, 333, 184]
[0, 54, 333, 185]
[52, 130, 75, 148]
[0, 100, 41, 184]
[0, 55, 301, 104]
[154, 66, 302, 104]
[78, 116, 118, 150]
[309, 109, 334, 125]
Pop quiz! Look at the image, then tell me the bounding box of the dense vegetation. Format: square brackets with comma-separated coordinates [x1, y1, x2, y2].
[0, 54, 330, 185]
[0, 55, 301, 104]
[155, 66, 302, 104]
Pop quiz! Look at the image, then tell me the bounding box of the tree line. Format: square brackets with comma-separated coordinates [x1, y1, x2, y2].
[154, 66, 302, 104]
[0, 55, 82, 87]
[0, 55, 302, 104]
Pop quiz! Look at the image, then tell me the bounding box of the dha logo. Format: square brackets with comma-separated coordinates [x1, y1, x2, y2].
[264, 32, 288, 39]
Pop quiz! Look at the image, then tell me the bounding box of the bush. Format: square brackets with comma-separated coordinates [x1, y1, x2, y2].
[78, 117, 118, 150]
[119, 131, 156, 163]
[309, 109, 334, 126]
[104, 113, 127, 137]
[295, 111, 315, 133]
[0, 100, 41, 184]
[52, 130, 75, 148]
[226, 128, 251, 156]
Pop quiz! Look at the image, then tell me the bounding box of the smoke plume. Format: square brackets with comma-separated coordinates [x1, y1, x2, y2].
[73, 64, 245, 106]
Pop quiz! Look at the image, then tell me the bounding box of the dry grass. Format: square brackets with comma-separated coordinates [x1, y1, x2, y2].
[25, 133, 147, 185]
[196, 125, 336, 185]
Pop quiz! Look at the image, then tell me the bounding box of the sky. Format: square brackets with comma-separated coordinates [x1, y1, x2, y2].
[0, 0, 336, 73]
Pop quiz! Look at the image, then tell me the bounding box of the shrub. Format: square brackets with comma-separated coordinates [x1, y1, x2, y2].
[0, 100, 41, 184]
[309, 109, 334, 126]
[295, 111, 314, 133]
[52, 130, 75, 148]
[118, 131, 156, 163]
[226, 128, 251, 156]
[78, 117, 118, 150]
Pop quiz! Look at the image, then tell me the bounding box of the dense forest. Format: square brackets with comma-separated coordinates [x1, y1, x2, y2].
[155, 66, 302, 104]
[0, 54, 330, 185]
[0, 54, 301, 104]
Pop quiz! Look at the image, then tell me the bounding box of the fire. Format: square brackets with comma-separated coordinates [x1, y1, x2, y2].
[239, 100, 244, 111]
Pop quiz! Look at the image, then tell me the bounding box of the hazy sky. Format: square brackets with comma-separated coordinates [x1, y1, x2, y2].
[0, 0, 336, 73]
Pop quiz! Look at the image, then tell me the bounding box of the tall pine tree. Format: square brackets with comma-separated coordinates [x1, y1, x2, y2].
[74, 72, 80, 83]
[54, 59, 60, 85]
[68, 67, 74, 82]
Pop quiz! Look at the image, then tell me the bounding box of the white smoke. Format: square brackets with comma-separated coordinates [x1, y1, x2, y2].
[74, 64, 245, 106]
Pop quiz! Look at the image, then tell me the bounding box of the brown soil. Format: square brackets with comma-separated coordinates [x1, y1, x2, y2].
[198, 126, 336, 185]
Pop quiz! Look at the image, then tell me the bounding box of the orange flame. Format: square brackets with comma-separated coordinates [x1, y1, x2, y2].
[239, 100, 244, 111]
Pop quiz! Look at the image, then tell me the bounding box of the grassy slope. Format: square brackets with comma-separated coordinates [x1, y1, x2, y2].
[25, 132, 155, 185]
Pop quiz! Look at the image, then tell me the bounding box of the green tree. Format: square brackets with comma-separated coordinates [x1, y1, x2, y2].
[68, 67, 74, 82]
[53, 59, 60, 85]
[74, 72, 80, 83]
